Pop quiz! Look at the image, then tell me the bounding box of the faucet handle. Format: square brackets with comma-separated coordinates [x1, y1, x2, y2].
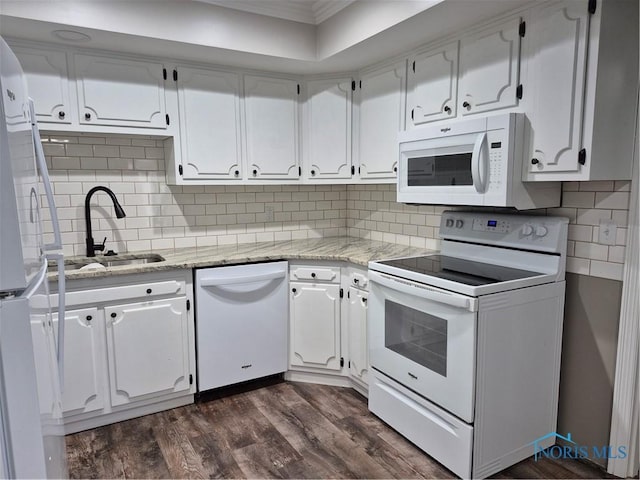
[95, 237, 107, 252]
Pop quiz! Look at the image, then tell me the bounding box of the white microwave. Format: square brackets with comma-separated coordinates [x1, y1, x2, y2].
[397, 113, 560, 209]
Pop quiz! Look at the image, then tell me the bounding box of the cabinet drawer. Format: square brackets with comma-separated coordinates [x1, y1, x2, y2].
[369, 370, 473, 478]
[289, 266, 340, 283]
[349, 271, 369, 290]
[32, 280, 186, 309]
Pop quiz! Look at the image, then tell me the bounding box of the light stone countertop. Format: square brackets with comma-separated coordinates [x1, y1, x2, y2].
[53, 236, 436, 281]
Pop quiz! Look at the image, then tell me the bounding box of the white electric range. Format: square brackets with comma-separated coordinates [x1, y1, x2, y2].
[367, 211, 569, 479]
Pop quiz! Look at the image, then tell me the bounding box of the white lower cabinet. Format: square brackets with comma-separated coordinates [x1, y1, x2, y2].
[30, 271, 195, 433]
[347, 286, 368, 385]
[54, 307, 105, 416]
[290, 281, 342, 371]
[105, 297, 191, 407]
[288, 263, 369, 394]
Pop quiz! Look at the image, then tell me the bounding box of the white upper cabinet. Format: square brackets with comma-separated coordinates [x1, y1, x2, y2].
[105, 297, 191, 407]
[13, 47, 71, 124]
[459, 18, 522, 116]
[527, 1, 589, 175]
[357, 61, 406, 179]
[74, 54, 167, 129]
[524, 0, 637, 181]
[407, 42, 458, 126]
[243, 74, 300, 180]
[177, 66, 242, 180]
[303, 77, 353, 180]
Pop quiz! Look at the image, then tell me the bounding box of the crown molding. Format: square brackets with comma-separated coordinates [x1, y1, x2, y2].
[196, 0, 352, 24]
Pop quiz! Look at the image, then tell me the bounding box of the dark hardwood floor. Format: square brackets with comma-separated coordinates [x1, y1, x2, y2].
[66, 381, 613, 479]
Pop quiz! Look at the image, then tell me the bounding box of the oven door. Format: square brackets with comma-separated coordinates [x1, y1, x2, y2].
[397, 131, 489, 205]
[369, 270, 477, 423]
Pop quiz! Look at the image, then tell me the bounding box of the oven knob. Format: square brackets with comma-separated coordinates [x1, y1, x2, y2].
[455, 219, 464, 229]
[535, 225, 548, 237]
[445, 218, 454, 228]
[521, 224, 534, 236]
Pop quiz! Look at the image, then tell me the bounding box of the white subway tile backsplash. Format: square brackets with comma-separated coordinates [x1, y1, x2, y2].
[594, 191, 630, 210]
[574, 242, 609, 261]
[589, 261, 624, 281]
[39, 134, 631, 281]
[562, 191, 596, 208]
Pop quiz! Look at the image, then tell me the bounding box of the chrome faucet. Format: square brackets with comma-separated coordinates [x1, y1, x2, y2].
[85, 186, 126, 257]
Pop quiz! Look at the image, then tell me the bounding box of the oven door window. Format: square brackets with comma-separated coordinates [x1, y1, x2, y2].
[407, 152, 473, 187]
[385, 300, 447, 377]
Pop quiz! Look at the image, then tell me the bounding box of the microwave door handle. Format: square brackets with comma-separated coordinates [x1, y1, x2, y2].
[472, 132, 488, 193]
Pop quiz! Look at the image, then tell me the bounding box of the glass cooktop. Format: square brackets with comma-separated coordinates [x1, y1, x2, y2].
[377, 255, 542, 286]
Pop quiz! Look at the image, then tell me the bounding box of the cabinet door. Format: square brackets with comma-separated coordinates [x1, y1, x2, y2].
[177, 67, 242, 180]
[105, 297, 190, 407]
[74, 54, 166, 128]
[290, 282, 341, 371]
[304, 78, 352, 180]
[358, 62, 406, 179]
[408, 42, 458, 126]
[13, 47, 71, 124]
[527, 1, 590, 173]
[459, 17, 522, 116]
[243, 75, 300, 179]
[52, 308, 105, 416]
[347, 287, 368, 384]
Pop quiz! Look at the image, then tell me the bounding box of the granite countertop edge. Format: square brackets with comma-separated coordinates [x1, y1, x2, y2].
[52, 236, 436, 281]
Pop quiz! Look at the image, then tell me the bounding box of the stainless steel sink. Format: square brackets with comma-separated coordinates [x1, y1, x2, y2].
[101, 254, 165, 267]
[48, 254, 165, 272]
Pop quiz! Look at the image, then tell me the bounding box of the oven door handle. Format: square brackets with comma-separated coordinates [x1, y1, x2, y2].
[369, 271, 477, 312]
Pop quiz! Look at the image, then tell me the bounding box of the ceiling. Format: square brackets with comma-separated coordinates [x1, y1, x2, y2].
[195, 0, 355, 24]
[0, 0, 533, 74]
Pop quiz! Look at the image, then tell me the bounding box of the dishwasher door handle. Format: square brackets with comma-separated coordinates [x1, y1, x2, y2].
[199, 270, 286, 287]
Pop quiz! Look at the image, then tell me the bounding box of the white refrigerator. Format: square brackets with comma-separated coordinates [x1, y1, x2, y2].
[0, 37, 68, 478]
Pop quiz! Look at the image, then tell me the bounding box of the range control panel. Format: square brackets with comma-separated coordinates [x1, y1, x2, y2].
[440, 211, 569, 253]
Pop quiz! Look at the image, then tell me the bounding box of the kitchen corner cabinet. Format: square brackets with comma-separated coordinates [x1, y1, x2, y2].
[12, 46, 72, 125]
[74, 54, 168, 129]
[303, 77, 353, 180]
[243, 74, 300, 180]
[176, 66, 242, 180]
[289, 265, 342, 372]
[105, 297, 191, 407]
[30, 271, 195, 433]
[458, 17, 522, 116]
[407, 42, 459, 126]
[356, 61, 406, 180]
[524, 0, 638, 181]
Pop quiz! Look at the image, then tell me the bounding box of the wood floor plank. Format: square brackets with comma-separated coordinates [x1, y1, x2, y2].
[66, 424, 126, 479]
[153, 415, 209, 479]
[112, 415, 172, 479]
[197, 392, 277, 451]
[251, 383, 395, 479]
[189, 432, 246, 479]
[289, 382, 368, 423]
[65, 382, 613, 480]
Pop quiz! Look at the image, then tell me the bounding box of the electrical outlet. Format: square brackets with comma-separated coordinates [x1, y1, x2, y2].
[598, 219, 617, 245]
[265, 205, 274, 222]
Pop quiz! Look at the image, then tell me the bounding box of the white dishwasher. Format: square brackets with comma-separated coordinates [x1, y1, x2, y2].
[195, 261, 288, 391]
